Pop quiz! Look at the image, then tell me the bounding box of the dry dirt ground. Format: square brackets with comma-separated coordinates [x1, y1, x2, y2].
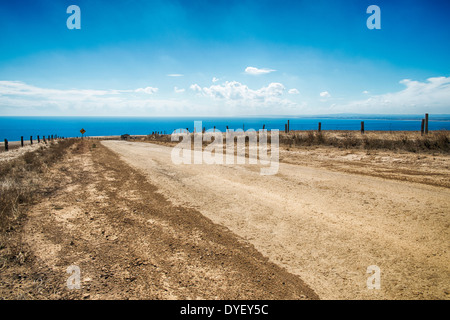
[102, 140, 450, 300]
[0, 141, 317, 300]
[279, 147, 450, 188]
[0, 142, 48, 163]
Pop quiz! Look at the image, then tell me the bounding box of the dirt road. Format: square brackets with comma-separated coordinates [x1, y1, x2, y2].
[103, 140, 450, 300]
[1, 141, 317, 300]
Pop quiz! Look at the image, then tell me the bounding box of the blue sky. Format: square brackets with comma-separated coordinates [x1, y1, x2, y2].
[0, 0, 449, 116]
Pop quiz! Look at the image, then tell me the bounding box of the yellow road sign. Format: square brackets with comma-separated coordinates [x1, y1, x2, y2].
[80, 128, 86, 134]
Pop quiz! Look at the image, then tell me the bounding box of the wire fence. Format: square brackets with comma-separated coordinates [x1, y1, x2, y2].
[173, 120, 445, 133]
[1, 135, 64, 152]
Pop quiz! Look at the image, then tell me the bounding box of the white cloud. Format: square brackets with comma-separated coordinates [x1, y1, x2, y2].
[190, 81, 285, 101]
[135, 87, 158, 94]
[362, 90, 370, 94]
[244, 66, 276, 75]
[0, 80, 303, 116]
[167, 74, 183, 77]
[0, 81, 114, 97]
[288, 88, 300, 94]
[0, 81, 166, 115]
[186, 80, 301, 114]
[320, 91, 331, 98]
[174, 86, 185, 93]
[336, 77, 450, 113]
[189, 83, 202, 92]
[212, 77, 219, 83]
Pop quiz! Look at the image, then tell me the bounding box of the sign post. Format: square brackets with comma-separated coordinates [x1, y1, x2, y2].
[80, 128, 86, 139]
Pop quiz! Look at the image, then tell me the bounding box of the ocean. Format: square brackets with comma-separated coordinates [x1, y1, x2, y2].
[0, 115, 449, 141]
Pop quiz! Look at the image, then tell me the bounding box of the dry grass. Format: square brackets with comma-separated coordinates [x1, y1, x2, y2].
[0, 139, 77, 274]
[0, 139, 76, 252]
[131, 130, 450, 154]
[280, 130, 450, 153]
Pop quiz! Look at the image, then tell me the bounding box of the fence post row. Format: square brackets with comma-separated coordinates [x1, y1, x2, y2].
[0, 114, 436, 152]
[1, 134, 65, 151]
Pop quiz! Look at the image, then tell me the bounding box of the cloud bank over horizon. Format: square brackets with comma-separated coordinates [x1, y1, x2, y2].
[0, 1, 449, 116]
[331, 77, 450, 114]
[1, 76, 449, 116]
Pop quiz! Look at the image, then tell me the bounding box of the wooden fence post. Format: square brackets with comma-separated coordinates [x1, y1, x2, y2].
[287, 120, 290, 133]
[285, 124, 287, 134]
[361, 121, 365, 134]
[30, 136, 33, 145]
[37, 135, 40, 143]
[4, 139, 8, 151]
[425, 113, 429, 135]
[21, 136, 24, 147]
[421, 119, 425, 136]
[263, 124, 265, 130]
[318, 122, 322, 132]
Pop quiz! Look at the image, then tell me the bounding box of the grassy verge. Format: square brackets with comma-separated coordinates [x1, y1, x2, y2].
[0, 139, 76, 268]
[280, 130, 449, 153]
[127, 130, 450, 154]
